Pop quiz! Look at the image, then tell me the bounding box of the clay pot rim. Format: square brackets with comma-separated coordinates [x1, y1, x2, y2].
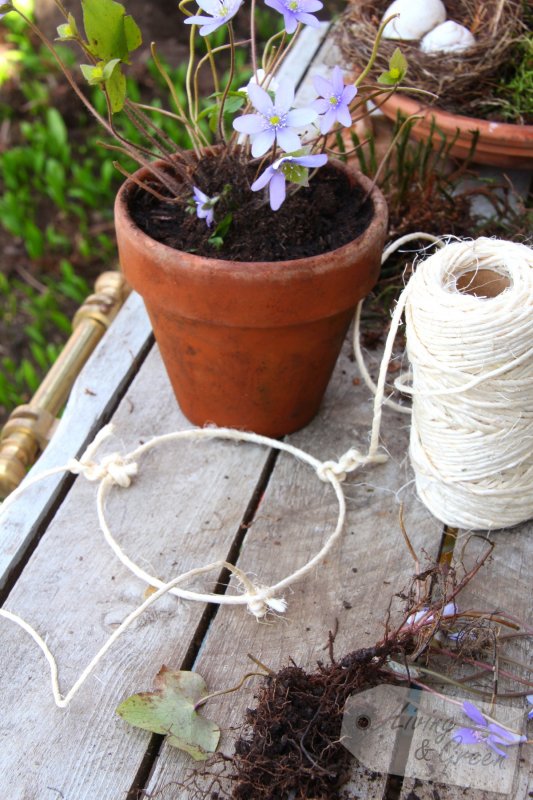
[382, 93, 533, 138]
[114, 156, 388, 277]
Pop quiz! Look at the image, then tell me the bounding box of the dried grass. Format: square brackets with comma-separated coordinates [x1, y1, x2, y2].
[337, 0, 525, 106]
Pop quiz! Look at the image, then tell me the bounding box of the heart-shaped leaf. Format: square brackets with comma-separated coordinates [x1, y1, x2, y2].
[116, 666, 220, 761]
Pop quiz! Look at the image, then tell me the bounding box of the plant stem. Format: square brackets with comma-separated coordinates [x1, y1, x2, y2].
[217, 23, 236, 142]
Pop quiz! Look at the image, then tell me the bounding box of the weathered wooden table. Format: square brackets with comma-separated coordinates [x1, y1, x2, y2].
[1, 24, 532, 800]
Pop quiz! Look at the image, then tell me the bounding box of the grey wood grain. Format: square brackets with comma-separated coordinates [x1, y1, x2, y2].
[145, 335, 444, 799]
[0, 346, 272, 799]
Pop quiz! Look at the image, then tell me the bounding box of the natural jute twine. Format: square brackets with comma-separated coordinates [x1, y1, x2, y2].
[1, 235, 531, 706]
[355, 236, 533, 530]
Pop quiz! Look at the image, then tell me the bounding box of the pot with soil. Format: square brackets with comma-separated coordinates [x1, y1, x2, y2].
[115, 153, 388, 437]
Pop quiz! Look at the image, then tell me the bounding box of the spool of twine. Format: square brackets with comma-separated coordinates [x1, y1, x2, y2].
[396, 237, 533, 530]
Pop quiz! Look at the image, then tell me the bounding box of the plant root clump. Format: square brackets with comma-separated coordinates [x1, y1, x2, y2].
[231, 643, 397, 800]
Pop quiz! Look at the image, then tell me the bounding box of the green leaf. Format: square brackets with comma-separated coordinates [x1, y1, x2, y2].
[105, 63, 126, 112]
[80, 63, 104, 85]
[56, 23, 77, 40]
[389, 47, 408, 77]
[81, 0, 141, 62]
[280, 162, 308, 187]
[116, 666, 220, 761]
[123, 14, 142, 53]
[378, 47, 408, 85]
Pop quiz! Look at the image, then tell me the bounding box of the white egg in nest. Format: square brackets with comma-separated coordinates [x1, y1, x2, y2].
[382, 0, 446, 41]
[420, 20, 476, 54]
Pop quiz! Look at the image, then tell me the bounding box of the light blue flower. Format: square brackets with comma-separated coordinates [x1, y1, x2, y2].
[233, 79, 316, 157]
[192, 186, 217, 227]
[452, 701, 526, 758]
[312, 66, 357, 134]
[251, 153, 328, 211]
[184, 0, 243, 36]
[264, 0, 323, 35]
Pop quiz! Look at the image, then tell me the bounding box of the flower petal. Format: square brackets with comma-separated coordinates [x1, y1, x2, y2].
[319, 107, 337, 134]
[336, 104, 352, 128]
[251, 129, 276, 157]
[452, 727, 481, 745]
[293, 153, 328, 168]
[233, 113, 266, 134]
[269, 170, 286, 211]
[295, 11, 320, 27]
[184, 14, 215, 25]
[331, 66, 344, 95]
[195, 0, 220, 13]
[462, 701, 487, 728]
[301, 0, 323, 10]
[251, 166, 274, 192]
[198, 19, 226, 34]
[274, 80, 295, 114]
[312, 98, 330, 114]
[247, 83, 273, 115]
[276, 126, 301, 152]
[282, 12, 298, 34]
[488, 724, 526, 746]
[342, 84, 358, 105]
[313, 74, 333, 98]
[487, 739, 508, 758]
[286, 107, 317, 127]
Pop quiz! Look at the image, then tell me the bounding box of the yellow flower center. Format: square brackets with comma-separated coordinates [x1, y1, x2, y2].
[289, 0, 298, 9]
[270, 115, 281, 126]
[329, 95, 339, 105]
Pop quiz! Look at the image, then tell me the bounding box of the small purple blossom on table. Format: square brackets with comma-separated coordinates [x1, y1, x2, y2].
[192, 187, 217, 227]
[312, 66, 357, 134]
[184, 0, 243, 36]
[406, 601, 457, 627]
[251, 153, 328, 210]
[452, 701, 526, 758]
[233, 80, 316, 157]
[264, 0, 323, 34]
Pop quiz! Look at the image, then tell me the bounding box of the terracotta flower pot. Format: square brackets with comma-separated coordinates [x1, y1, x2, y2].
[380, 94, 533, 169]
[115, 160, 387, 437]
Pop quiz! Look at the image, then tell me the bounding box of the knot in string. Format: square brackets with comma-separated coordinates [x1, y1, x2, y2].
[244, 590, 288, 619]
[316, 447, 387, 483]
[66, 452, 138, 488]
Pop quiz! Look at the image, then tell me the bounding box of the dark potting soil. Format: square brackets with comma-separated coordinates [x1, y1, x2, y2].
[230, 644, 395, 800]
[128, 153, 374, 262]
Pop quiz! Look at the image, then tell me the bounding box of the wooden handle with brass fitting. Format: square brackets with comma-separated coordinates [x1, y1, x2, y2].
[0, 271, 130, 500]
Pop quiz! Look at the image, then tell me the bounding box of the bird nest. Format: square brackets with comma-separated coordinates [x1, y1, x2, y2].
[337, 0, 525, 107]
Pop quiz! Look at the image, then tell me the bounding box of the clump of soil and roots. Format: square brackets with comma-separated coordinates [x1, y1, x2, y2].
[231, 645, 395, 800]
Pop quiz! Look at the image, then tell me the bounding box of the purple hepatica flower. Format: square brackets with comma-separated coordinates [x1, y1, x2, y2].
[251, 153, 328, 211]
[192, 186, 216, 227]
[265, 0, 323, 35]
[312, 66, 357, 134]
[452, 701, 526, 758]
[184, 0, 242, 36]
[233, 80, 316, 157]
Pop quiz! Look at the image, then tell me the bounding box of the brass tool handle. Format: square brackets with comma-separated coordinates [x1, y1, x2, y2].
[0, 271, 130, 500]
